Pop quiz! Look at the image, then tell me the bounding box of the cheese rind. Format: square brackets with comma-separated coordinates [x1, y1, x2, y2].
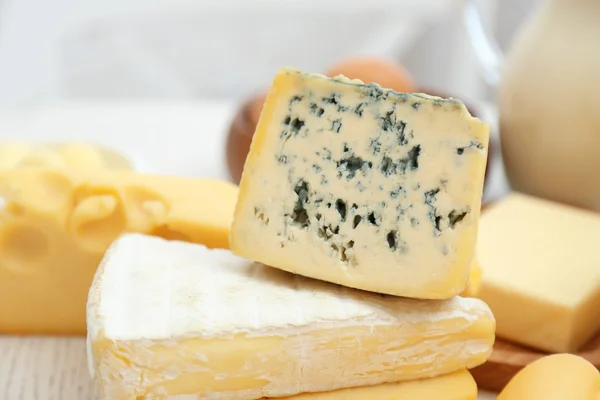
[276, 370, 477, 400]
[231, 67, 489, 298]
[477, 193, 600, 352]
[87, 233, 495, 400]
[498, 354, 600, 400]
[0, 168, 238, 334]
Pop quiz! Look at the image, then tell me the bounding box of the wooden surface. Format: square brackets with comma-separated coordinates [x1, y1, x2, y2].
[471, 333, 600, 393]
[0, 337, 93, 400]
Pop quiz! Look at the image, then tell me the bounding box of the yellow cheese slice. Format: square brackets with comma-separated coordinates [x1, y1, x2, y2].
[498, 354, 600, 400]
[0, 168, 238, 334]
[231, 67, 489, 298]
[87, 234, 495, 399]
[274, 370, 477, 400]
[477, 192, 600, 352]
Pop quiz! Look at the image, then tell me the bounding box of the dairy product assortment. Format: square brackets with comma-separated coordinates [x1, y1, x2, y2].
[2, 67, 599, 398]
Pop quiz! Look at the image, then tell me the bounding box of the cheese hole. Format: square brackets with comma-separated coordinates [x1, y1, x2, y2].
[124, 186, 170, 232]
[69, 194, 126, 253]
[352, 215, 361, 229]
[367, 212, 378, 226]
[0, 195, 25, 217]
[29, 171, 73, 213]
[0, 223, 50, 274]
[150, 224, 192, 243]
[335, 199, 347, 221]
[387, 230, 397, 250]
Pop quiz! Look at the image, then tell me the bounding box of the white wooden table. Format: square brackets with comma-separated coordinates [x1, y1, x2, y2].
[0, 100, 502, 399]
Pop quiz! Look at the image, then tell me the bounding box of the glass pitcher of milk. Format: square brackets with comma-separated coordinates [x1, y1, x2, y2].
[465, 0, 600, 212]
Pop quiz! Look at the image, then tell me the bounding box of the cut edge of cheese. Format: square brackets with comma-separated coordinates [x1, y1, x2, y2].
[460, 259, 482, 298]
[275, 369, 477, 400]
[87, 233, 495, 399]
[231, 67, 489, 299]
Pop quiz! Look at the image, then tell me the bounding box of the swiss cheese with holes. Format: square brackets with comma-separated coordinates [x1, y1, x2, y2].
[0, 168, 238, 334]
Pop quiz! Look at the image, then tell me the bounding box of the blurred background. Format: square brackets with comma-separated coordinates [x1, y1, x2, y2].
[0, 0, 540, 194]
[0, 0, 537, 106]
[5, 2, 600, 398]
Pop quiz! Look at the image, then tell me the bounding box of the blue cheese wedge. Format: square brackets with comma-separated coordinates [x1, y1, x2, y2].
[230, 67, 490, 298]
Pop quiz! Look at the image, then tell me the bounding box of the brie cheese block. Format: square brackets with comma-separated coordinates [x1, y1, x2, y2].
[87, 234, 495, 400]
[231, 67, 489, 298]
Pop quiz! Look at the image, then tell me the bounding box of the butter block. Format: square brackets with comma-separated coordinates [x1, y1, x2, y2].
[276, 370, 477, 400]
[477, 193, 600, 352]
[87, 234, 495, 400]
[0, 168, 238, 334]
[231, 67, 489, 298]
[498, 354, 600, 400]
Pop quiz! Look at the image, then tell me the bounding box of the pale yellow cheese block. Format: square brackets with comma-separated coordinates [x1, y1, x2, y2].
[87, 234, 495, 400]
[477, 192, 600, 352]
[231, 67, 489, 299]
[498, 354, 600, 400]
[0, 168, 238, 334]
[275, 370, 477, 400]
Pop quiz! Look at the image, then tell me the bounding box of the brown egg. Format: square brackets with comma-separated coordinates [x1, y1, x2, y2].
[325, 57, 416, 93]
[226, 91, 267, 184]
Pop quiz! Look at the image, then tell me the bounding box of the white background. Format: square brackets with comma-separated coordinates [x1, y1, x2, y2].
[0, 0, 540, 108]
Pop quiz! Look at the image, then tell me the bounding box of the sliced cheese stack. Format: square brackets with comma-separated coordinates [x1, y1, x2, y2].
[87, 234, 493, 399]
[231, 67, 489, 299]
[0, 168, 238, 334]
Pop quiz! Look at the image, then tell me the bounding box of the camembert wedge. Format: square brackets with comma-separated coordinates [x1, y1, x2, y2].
[231, 67, 489, 298]
[87, 233, 495, 400]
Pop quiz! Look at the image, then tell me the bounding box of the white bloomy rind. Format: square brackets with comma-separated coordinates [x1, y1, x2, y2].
[87, 233, 494, 399]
